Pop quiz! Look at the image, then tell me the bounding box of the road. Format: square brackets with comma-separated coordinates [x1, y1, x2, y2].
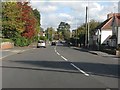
[1, 44, 120, 88]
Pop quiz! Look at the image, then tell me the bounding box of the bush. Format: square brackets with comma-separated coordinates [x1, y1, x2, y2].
[12, 36, 30, 47]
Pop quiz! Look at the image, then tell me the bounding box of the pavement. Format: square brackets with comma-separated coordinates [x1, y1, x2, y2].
[0, 43, 37, 59]
[70, 46, 119, 58]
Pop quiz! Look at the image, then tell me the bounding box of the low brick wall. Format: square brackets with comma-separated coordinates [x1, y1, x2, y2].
[0, 42, 14, 50]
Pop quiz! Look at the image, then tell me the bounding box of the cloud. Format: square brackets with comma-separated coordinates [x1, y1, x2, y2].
[30, 0, 119, 30]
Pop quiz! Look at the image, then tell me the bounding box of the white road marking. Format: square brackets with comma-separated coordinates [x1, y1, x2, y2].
[70, 63, 89, 76]
[55, 50, 57, 53]
[56, 52, 60, 55]
[54, 46, 89, 77]
[61, 56, 68, 61]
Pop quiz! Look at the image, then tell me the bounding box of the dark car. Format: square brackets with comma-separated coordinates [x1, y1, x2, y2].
[51, 41, 56, 46]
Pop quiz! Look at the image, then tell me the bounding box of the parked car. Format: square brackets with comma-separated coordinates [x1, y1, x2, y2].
[37, 40, 46, 48]
[51, 41, 56, 46]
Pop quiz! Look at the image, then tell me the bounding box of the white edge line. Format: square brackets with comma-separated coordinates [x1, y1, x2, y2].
[70, 63, 89, 76]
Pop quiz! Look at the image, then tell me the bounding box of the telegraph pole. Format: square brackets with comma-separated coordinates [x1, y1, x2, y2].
[85, 6, 90, 48]
[85, 6, 88, 47]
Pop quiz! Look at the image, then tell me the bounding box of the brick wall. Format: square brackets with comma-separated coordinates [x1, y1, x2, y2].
[0, 42, 14, 50]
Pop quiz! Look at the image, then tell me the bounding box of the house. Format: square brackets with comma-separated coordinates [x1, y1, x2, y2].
[93, 13, 120, 50]
[93, 13, 113, 48]
[110, 13, 120, 48]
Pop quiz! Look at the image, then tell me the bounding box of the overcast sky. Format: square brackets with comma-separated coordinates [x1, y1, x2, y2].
[30, 0, 119, 31]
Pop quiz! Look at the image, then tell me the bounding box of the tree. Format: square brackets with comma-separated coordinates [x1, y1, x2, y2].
[33, 9, 41, 39]
[2, 2, 25, 38]
[73, 19, 101, 46]
[88, 19, 101, 35]
[45, 27, 55, 41]
[57, 22, 70, 40]
[2, 2, 41, 46]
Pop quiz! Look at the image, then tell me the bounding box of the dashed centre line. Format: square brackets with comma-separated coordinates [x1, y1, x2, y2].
[61, 56, 68, 61]
[56, 52, 60, 55]
[54, 46, 89, 77]
[70, 63, 89, 76]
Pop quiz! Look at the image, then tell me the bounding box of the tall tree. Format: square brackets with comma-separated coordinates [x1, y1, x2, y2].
[74, 19, 101, 46]
[57, 22, 70, 40]
[2, 2, 25, 38]
[2, 2, 41, 46]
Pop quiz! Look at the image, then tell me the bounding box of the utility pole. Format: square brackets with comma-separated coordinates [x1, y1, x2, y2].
[85, 6, 88, 47]
[85, 6, 90, 48]
[76, 18, 78, 46]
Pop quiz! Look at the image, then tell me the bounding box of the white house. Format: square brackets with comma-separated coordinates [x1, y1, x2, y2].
[94, 14, 113, 47]
[93, 13, 120, 49]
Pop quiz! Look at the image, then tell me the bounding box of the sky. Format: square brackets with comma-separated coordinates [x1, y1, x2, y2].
[30, 0, 120, 31]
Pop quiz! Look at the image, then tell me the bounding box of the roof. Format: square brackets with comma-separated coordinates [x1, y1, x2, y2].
[95, 13, 120, 33]
[113, 14, 120, 27]
[95, 17, 112, 30]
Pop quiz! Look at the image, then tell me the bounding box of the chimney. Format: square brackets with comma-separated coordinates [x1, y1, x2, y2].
[107, 13, 114, 19]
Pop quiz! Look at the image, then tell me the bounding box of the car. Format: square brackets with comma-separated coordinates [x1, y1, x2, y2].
[37, 40, 46, 48]
[51, 41, 56, 46]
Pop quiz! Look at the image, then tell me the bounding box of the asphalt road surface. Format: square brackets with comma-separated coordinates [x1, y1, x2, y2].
[1, 45, 120, 89]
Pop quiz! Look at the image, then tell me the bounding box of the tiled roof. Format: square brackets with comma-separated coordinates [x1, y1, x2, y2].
[95, 17, 112, 30]
[95, 13, 120, 32]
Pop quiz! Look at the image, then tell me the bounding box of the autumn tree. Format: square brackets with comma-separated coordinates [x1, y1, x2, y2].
[2, 2, 41, 46]
[2, 2, 25, 38]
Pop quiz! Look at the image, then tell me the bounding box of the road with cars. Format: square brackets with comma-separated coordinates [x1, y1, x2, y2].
[1, 43, 119, 88]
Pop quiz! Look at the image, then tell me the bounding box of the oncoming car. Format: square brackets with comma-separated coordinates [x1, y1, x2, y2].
[51, 41, 56, 46]
[37, 40, 46, 48]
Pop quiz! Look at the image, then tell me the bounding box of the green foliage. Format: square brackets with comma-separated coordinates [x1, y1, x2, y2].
[39, 36, 46, 41]
[45, 27, 55, 40]
[12, 36, 30, 47]
[33, 9, 40, 25]
[2, 2, 41, 46]
[57, 22, 70, 40]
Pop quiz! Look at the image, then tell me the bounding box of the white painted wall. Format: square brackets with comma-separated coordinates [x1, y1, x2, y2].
[101, 30, 112, 44]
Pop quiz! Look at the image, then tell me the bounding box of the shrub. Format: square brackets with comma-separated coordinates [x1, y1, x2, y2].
[12, 36, 30, 47]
